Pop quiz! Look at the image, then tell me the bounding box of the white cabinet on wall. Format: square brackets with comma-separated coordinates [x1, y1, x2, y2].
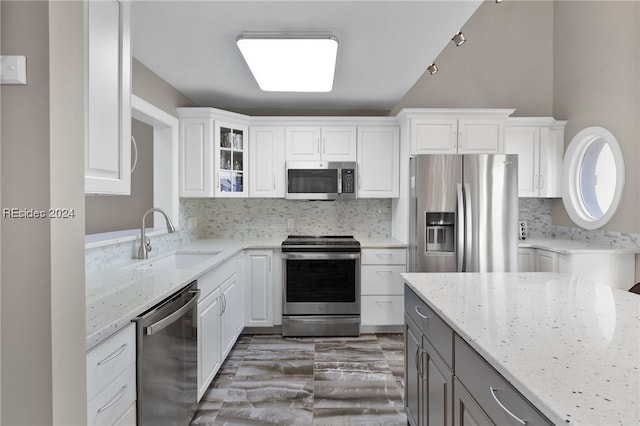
[504, 118, 566, 198]
[357, 127, 400, 198]
[249, 126, 285, 197]
[244, 250, 274, 327]
[85, 0, 132, 194]
[397, 109, 514, 156]
[285, 126, 357, 161]
[178, 108, 249, 198]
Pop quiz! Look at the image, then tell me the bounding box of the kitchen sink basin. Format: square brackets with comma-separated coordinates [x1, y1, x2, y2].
[135, 251, 221, 271]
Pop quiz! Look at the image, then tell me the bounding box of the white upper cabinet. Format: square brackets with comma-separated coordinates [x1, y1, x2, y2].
[249, 126, 285, 198]
[504, 117, 566, 198]
[399, 109, 514, 156]
[285, 126, 357, 161]
[85, 0, 132, 194]
[357, 127, 400, 198]
[177, 108, 249, 198]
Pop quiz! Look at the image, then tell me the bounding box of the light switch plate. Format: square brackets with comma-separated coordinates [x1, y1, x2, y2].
[1, 55, 27, 85]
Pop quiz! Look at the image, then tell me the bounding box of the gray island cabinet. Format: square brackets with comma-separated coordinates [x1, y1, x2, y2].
[402, 272, 640, 426]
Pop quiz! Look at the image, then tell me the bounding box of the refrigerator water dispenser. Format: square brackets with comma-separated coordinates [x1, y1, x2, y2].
[425, 212, 455, 252]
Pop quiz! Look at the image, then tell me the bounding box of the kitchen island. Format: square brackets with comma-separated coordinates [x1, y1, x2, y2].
[402, 272, 639, 425]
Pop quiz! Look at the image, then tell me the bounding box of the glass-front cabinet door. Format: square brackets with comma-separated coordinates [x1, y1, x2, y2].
[215, 121, 248, 197]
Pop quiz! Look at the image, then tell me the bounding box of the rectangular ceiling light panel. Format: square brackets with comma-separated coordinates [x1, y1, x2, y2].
[237, 35, 338, 92]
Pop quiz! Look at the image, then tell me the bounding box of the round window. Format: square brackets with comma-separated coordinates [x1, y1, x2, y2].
[562, 127, 625, 229]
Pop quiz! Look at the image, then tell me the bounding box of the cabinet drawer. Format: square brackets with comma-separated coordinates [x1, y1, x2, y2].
[455, 335, 552, 426]
[361, 265, 405, 295]
[87, 365, 136, 426]
[361, 248, 407, 265]
[87, 324, 136, 401]
[405, 287, 453, 368]
[361, 295, 404, 325]
[199, 256, 236, 298]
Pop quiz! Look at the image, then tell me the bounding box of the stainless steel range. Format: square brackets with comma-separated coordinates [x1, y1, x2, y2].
[282, 235, 361, 337]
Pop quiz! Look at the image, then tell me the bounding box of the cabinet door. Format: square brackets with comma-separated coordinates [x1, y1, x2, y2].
[215, 121, 248, 197]
[220, 275, 241, 358]
[412, 119, 458, 154]
[538, 125, 564, 198]
[85, 0, 132, 194]
[249, 126, 285, 197]
[504, 126, 540, 197]
[424, 339, 453, 426]
[453, 378, 494, 426]
[322, 127, 357, 161]
[357, 127, 400, 198]
[244, 250, 273, 327]
[517, 248, 535, 272]
[535, 249, 558, 272]
[458, 119, 503, 154]
[285, 127, 321, 161]
[179, 117, 214, 197]
[198, 289, 222, 399]
[405, 319, 423, 426]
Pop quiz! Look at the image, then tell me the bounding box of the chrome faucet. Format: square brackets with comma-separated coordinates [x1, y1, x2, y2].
[138, 208, 176, 259]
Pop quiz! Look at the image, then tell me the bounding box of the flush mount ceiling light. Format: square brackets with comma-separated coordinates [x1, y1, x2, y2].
[236, 33, 338, 92]
[452, 32, 466, 47]
[427, 63, 439, 75]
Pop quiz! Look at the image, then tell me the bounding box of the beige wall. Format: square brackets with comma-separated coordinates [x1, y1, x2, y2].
[551, 1, 640, 235]
[1, 1, 86, 424]
[391, 0, 554, 117]
[133, 57, 197, 116]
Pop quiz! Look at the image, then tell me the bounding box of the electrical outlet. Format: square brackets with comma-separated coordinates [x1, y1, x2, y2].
[188, 217, 198, 230]
[286, 218, 295, 229]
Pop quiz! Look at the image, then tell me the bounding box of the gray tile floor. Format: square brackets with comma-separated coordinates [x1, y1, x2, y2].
[190, 333, 406, 425]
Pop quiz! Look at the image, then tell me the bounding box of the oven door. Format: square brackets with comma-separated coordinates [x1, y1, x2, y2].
[283, 252, 360, 315]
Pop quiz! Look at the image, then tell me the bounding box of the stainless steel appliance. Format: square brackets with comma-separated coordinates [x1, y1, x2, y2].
[282, 235, 361, 336]
[285, 161, 357, 200]
[409, 154, 518, 273]
[135, 281, 200, 426]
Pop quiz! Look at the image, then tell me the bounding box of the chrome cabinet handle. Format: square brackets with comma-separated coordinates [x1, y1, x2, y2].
[97, 385, 128, 413]
[539, 174, 545, 190]
[414, 306, 431, 319]
[375, 270, 393, 275]
[489, 386, 527, 425]
[96, 344, 127, 366]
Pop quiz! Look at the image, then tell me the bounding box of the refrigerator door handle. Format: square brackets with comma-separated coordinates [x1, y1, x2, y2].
[456, 183, 465, 272]
[464, 182, 473, 272]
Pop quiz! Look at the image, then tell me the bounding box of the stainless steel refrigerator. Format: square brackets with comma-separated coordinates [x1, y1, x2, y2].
[409, 154, 519, 273]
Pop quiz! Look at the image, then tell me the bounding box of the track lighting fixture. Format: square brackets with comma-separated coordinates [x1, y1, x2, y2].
[495, 0, 504, 3]
[452, 32, 466, 47]
[427, 63, 438, 75]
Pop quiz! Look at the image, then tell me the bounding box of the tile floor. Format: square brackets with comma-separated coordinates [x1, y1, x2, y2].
[190, 333, 407, 425]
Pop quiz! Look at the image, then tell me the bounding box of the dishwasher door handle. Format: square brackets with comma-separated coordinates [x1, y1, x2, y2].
[144, 289, 200, 336]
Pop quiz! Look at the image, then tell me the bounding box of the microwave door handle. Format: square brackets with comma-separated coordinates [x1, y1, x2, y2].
[337, 169, 343, 194]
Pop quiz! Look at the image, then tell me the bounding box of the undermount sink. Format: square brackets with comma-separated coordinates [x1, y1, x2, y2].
[135, 251, 221, 271]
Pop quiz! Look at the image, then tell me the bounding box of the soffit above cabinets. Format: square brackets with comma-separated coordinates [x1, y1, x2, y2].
[131, 0, 483, 114]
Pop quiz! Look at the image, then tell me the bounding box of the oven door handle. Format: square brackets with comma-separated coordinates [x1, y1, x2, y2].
[282, 252, 361, 260]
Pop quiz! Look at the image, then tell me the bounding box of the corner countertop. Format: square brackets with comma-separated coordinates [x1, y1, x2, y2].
[519, 237, 639, 254]
[402, 272, 640, 426]
[86, 236, 406, 350]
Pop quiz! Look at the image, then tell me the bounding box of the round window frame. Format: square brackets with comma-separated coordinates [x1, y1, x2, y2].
[562, 126, 625, 230]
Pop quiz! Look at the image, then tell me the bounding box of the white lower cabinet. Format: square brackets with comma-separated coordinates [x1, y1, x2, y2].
[361, 248, 407, 327]
[535, 249, 558, 272]
[86, 324, 136, 426]
[244, 249, 274, 327]
[196, 255, 244, 400]
[517, 248, 535, 272]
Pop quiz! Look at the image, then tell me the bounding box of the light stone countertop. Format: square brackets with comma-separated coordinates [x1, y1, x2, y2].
[519, 237, 639, 254]
[86, 236, 406, 350]
[402, 272, 640, 426]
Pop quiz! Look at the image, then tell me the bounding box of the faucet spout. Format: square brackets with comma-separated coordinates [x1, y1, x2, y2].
[138, 208, 176, 259]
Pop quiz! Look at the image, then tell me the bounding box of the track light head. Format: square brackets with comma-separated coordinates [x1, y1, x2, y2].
[452, 32, 466, 47]
[496, 0, 504, 3]
[427, 63, 439, 75]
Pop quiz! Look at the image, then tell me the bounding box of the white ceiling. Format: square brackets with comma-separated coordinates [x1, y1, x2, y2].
[131, 0, 483, 114]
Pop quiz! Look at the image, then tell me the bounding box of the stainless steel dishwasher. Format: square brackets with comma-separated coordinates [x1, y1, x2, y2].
[135, 281, 200, 426]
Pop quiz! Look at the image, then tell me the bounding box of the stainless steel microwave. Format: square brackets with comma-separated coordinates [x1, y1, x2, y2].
[285, 161, 357, 200]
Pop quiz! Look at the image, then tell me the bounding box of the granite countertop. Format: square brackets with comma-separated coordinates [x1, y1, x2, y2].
[86, 236, 406, 350]
[519, 237, 639, 254]
[402, 272, 640, 426]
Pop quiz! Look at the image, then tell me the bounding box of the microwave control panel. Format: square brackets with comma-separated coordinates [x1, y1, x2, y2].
[342, 169, 355, 194]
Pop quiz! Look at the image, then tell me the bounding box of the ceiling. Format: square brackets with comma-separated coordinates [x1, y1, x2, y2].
[131, 0, 483, 115]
